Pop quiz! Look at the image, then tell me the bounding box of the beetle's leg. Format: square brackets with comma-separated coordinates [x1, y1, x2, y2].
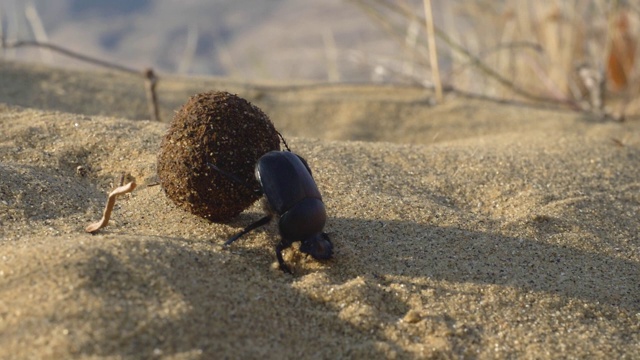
[275, 241, 292, 274]
[206, 163, 262, 195]
[224, 215, 272, 246]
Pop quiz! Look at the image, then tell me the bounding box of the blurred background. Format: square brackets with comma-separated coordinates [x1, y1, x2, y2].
[1, 0, 414, 82]
[2, 0, 640, 114]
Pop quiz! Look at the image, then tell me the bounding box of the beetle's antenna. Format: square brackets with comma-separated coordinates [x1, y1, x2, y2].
[276, 130, 291, 152]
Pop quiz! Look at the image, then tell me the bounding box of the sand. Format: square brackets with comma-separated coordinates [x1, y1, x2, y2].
[1, 60, 639, 359]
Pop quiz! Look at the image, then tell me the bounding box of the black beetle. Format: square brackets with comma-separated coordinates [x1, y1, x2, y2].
[208, 141, 333, 273]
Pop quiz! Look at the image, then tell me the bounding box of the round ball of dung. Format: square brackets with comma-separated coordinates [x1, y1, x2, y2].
[157, 91, 280, 222]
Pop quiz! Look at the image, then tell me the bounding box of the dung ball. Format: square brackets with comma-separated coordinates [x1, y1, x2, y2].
[157, 91, 280, 222]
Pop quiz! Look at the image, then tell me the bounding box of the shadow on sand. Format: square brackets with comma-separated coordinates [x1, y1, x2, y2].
[71, 214, 639, 358]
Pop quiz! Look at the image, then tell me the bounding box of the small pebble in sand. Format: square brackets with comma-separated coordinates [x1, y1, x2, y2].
[403, 309, 423, 324]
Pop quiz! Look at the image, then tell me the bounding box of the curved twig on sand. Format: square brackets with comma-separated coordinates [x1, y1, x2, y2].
[85, 182, 137, 233]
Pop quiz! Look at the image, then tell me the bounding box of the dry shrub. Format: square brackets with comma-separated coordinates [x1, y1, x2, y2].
[355, 0, 640, 117]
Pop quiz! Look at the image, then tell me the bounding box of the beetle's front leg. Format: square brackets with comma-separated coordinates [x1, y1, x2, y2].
[225, 215, 272, 246]
[206, 162, 262, 195]
[275, 241, 292, 274]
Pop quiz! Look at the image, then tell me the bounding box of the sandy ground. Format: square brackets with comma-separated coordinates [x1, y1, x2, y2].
[1, 61, 639, 359]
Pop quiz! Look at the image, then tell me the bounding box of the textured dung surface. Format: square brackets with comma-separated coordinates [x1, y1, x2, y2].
[157, 91, 280, 222]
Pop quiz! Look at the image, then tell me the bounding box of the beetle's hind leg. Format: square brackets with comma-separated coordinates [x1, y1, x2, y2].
[225, 215, 272, 246]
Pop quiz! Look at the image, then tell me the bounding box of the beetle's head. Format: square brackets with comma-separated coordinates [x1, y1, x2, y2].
[299, 232, 333, 260]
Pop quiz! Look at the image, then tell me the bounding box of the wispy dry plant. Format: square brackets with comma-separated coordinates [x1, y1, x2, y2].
[352, 0, 640, 119]
[24, 1, 52, 63]
[323, 28, 341, 82]
[422, 0, 443, 102]
[350, 0, 563, 103]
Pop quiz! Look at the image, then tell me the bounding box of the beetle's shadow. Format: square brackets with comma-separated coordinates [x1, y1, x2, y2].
[72, 232, 412, 358]
[71, 215, 639, 358]
[225, 213, 638, 314]
[327, 217, 639, 311]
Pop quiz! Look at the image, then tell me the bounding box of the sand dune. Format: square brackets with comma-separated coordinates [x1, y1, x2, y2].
[1, 62, 639, 358]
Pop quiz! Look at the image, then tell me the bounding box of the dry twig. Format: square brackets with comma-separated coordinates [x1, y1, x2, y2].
[1, 39, 161, 121]
[143, 68, 160, 121]
[422, 0, 442, 103]
[85, 181, 137, 233]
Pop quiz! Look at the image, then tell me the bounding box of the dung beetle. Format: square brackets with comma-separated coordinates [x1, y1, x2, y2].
[208, 137, 333, 273]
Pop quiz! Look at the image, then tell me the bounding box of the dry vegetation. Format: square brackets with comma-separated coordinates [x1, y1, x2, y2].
[2, 0, 640, 119]
[352, 0, 640, 119]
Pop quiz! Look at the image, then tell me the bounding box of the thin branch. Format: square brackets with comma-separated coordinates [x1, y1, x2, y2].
[350, 0, 430, 69]
[2, 39, 161, 121]
[3, 40, 140, 74]
[86, 181, 137, 233]
[143, 68, 160, 121]
[422, 0, 443, 102]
